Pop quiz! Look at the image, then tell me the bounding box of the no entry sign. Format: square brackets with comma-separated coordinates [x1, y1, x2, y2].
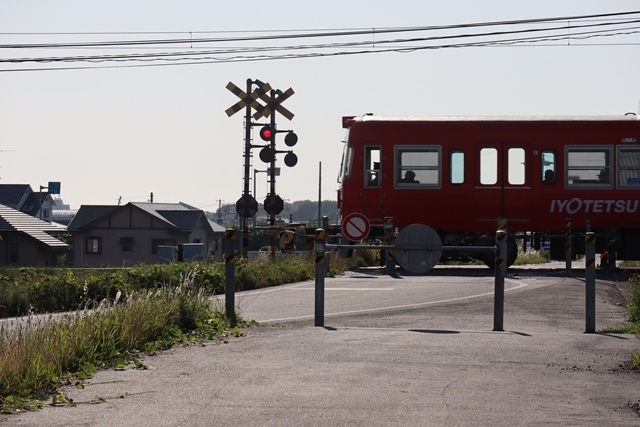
[342, 212, 371, 242]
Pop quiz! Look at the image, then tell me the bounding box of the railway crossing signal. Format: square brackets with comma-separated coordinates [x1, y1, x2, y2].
[252, 87, 295, 121]
[225, 80, 272, 118]
[264, 194, 285, 216]
[226, 78, 298, 257]
[259, 125, 274, 141]
[257, 124, 298, 166]
[236, 194, 258, 219]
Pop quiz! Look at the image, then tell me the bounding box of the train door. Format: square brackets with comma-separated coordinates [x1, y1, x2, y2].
[475, 143, 531, 230]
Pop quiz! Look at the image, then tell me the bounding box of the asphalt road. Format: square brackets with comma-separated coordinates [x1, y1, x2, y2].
[6, 266, 640, 426]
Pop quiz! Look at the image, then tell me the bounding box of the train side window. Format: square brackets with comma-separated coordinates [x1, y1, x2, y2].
[365, 146, 381, 187]
[450, 150, 464, 184]
[338, 143, 353, 183]
[395, 145, 441, 187]
[541, 150, 556, 184]
[618, 146, 640, 188]
[508, 147, 525, 185]
[480, 147, 497, 185]
[566, 146, 612, 188]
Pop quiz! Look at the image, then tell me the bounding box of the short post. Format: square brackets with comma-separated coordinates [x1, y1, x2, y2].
[493, 229, 507, 332]
[269, 225, 278, 258]
[314, 228, 326, 327]
[322, 216, 330, 272]
[224, 228, 237, 326]
[384, 217, 395, 276]
[585, 232, 596, 333]
[565, 218, 572, 275]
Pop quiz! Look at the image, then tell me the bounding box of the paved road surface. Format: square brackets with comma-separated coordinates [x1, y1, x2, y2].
[6, 267, 640, 426]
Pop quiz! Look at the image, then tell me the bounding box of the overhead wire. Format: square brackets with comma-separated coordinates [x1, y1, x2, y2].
[3, 17, 640, 64]
[1, 10, 639, 48]
[1, 11, 639, 72]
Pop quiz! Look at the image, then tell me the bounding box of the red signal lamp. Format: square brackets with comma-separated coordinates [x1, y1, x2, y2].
[259, 125, 274, 141]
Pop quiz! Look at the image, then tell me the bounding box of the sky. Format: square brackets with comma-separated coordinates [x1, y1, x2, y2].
[1, 1, 639, 212]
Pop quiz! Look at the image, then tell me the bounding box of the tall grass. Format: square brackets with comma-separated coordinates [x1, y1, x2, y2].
[0, 271, 242, 411]
[599, 274, 640, 370]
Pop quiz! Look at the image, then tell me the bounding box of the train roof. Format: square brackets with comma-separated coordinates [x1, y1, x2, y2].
[343, 114, 640, 127]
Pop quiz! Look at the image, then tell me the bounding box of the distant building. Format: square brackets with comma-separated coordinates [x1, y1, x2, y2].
[67, 202, 225, 267]
[0, 184, 57, 221]
[0, 204, 69, 266]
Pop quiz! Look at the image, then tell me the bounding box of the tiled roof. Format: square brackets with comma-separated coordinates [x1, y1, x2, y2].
[0, 184, 30, 207]
[0, 204, 68, 248]
[208, 220, 226, 233]
[68, 202, 219, 234]
[67, 205, 120, 231]
[157, 210, 201, 232]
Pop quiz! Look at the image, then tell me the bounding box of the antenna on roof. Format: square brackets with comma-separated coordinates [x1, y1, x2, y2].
[117, 196, 122, 205]
[149, 192, 154, 203]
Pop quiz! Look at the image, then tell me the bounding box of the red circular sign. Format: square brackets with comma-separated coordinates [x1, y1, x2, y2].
[342, 212, 371, 242]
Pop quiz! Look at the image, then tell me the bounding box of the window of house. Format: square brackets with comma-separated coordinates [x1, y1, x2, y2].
[450, 150, 464, 184]
[86, 237, 102, 254]
[120, 237, 134, 252]
[365, 146, 381, 187]
[395, 146, 441, 187]
[541, 150, 557, 184]
[480, 147, 498, 185]
[618, 146, 640, 188]
[152, 239, 176, 254]
[566, 146, 612, 187]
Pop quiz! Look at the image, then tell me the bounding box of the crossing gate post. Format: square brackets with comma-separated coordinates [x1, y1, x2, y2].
[322, 216, 330, 272]
[585, 232, 596, 333]
[224, 228, 237, 326]
[565, 218, 572, 275]
[493, 229, 507, 332]
[314, 228, 326, 327]
[384, 217, 395, 276]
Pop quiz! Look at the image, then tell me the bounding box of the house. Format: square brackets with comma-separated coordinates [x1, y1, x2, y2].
[0, 184, 57, 221]
[67, 202, 226, 267]
[0, 204, 69, 266]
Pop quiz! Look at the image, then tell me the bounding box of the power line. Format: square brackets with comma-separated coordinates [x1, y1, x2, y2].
[1, 11, 639, 72]
[1, 10, 638, 46]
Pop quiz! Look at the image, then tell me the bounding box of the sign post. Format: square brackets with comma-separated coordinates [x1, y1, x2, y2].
[342, 212, 371, 242]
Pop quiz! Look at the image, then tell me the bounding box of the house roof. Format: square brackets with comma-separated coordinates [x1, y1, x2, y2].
[21, 192, 46, 216]
[68, 202, 222, 234]
[67, 205, 121, 231]
[208, 219, 226, 233]
[0, 184, 30, 208]
[0, 204, 68, 249]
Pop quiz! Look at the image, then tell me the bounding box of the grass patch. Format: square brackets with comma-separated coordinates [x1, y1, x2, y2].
[598, 274, 640, 371]
[0, 270, 247, 413]
[512, 249, 549, 266]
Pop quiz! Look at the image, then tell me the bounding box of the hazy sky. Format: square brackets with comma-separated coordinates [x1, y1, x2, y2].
[1, 1, 639, 211]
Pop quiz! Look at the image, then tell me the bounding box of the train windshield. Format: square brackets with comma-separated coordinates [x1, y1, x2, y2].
[338, 143, 353, 183]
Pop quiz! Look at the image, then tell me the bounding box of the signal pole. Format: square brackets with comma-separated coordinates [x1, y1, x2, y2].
[241, 78, 253, 259]
[268, 89, 278, 256]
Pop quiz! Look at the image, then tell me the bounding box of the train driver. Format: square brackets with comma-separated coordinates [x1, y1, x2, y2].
[543, 169, 556, 184]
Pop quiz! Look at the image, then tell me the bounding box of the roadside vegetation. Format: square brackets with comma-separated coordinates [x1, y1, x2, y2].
[0, 254, 348, 413]
[1, 245, 635, 414]
[599, 272, 640, 370]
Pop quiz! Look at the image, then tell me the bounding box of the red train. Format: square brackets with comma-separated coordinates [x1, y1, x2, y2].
[337, 114, 640, 267]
